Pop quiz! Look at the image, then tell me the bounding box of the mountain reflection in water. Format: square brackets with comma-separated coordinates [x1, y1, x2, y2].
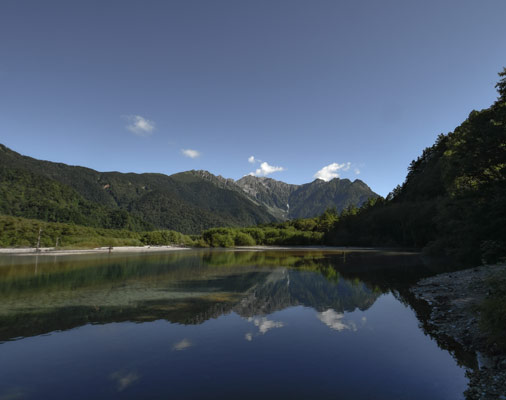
[0, 249, 470, 400]
[0, 250, 387, 341]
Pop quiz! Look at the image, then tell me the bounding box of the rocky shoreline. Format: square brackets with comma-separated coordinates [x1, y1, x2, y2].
[410, 264, 506, 400]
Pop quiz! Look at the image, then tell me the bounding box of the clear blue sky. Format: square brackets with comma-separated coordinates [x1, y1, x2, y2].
[1, 0, 505, 196]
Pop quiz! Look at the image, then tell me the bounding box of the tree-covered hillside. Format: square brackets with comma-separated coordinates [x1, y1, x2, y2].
[326, 68, 506, 264]
[0, 146, 277, 234]
[288, 178, 378, 219]
[0, 144, 378, 234]
[0, 165, 148, 231]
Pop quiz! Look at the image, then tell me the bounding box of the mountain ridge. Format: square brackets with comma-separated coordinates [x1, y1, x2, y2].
[235, 173, 378, 219]
[0, 144, 378, 233]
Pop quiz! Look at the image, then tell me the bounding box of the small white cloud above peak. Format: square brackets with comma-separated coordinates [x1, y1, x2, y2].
[248, 155, 256, 164]
[249, 161, 284, 177]
[354, 168, 361, 175]
[181, 149, 201, 159]
[314, 162, 351, 181]
[124, 115, 155, 136]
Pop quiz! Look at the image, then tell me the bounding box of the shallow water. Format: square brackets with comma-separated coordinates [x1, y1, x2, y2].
[0, 249, 469, 399]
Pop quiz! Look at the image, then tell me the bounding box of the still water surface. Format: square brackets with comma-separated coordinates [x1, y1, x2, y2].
[0, 249, 470, 399]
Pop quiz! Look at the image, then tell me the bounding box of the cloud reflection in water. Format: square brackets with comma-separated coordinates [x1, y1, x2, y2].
[173, 338, 192, 351]
[317, 309, 358, 332]
[110, 370, 140, 392]
[245, 317, 284, 341]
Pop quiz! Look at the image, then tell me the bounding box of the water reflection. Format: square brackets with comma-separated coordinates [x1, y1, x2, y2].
[246, 316, 284, 339]
[0, 250, 390, 342]
[317, 309, 357, 332]
[0, 249, 471, 400]
[173, 338, 192, 351]
[110, 370, 140, 392]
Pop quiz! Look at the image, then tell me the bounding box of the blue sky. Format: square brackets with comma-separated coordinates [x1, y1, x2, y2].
[1, 0, 505, 196]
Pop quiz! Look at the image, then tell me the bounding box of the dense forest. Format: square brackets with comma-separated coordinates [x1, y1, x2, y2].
[324, 68, 506, 265]
[0, 165, 149, 231]
[0, 147, 278, 234]
[0, 214, 325, 249]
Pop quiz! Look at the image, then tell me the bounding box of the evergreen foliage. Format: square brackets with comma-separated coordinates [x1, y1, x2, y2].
[0, 215, 196, 248]
[0, 165, 148, 231]
[0, 146, 277, 234]
[326, 69, 506, 264]
[200, 212, 332, 247]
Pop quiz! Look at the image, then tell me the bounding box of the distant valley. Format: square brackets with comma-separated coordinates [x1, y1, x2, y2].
[0, 144, 378, 234]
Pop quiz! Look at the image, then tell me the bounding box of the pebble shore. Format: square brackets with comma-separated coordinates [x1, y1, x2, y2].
[411, 264, 506, 400]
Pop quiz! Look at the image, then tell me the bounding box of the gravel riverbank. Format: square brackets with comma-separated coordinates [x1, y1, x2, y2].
[0, 245, 190, 256]
[410, 264, 506, 400]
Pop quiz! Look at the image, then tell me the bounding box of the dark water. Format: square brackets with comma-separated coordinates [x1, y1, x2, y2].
[0, 249, 471, 399]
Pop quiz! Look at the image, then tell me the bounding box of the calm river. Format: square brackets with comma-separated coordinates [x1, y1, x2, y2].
[0, 249, 470, 399]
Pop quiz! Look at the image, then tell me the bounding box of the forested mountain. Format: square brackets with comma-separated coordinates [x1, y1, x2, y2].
[0, 145, 276, 233]
[0, 166, 148, 231]
[236, 175, 378, 219]
[2, 67, 503, 257]
[288, 178, 378, 218]
[0, 145, 377, 234]
[326, 68, 506, 264]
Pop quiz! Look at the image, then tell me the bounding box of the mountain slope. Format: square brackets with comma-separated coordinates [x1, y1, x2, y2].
[0, 165, 148, 231]
[236, 175, 378, 219]
[0, 145, 277, 233]
[0, 144, 379, 233]
[288, 178, 378, 219]
[236, 175, 297, 219]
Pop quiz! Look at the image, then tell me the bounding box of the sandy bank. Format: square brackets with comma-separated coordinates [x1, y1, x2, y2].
[0, 245, 419, 256]
[0, 245, 190, 256]
[410, 264, 506, 400]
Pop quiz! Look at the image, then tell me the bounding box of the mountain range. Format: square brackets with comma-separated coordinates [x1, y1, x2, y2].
[0, 144, 378, 234]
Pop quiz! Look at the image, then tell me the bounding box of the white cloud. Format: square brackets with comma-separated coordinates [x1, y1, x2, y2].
[317, 309, 357, 332]
[354, 168, 361, 175]
[172, 338, 192, 351]
[249, 161, 284, 177]
[181, 149, 201, 159]
[124, 115, 155, 136]
[314, 162, 351, 181]
[245, 333, 253, 341]
[248, 155, 256, 164]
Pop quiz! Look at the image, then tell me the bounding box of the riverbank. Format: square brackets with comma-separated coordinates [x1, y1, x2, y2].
[0, 245, 418, 256]
[0, 245, 190, 256]
[410, 264, 506, 400]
